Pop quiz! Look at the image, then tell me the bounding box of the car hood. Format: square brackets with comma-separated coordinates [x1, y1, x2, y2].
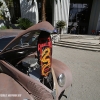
[1, 21, 55, 53]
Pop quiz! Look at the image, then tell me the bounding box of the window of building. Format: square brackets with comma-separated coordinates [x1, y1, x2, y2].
[68, 1, 92, 34]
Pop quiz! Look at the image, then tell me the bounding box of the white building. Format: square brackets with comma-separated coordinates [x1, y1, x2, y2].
[0, 0, 100, 35]
[19, 0, 69, 33]
[20, 0, 39, 24]
[19, 0, 100, 34]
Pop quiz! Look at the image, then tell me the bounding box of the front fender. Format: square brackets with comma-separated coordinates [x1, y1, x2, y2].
[51, 58, 72, 97]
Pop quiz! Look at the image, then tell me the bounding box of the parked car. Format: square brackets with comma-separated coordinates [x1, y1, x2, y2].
[0, 21, 72, 100]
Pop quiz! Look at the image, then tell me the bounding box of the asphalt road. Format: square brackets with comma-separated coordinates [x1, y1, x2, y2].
[52, 46, 100, 100]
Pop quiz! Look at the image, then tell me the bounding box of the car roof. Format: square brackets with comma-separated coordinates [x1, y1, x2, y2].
[0, 29, 23, 39]
[20, 21, 55, 35]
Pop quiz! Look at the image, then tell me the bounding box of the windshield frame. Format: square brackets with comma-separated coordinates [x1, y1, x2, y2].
[2, 30, 40, 52]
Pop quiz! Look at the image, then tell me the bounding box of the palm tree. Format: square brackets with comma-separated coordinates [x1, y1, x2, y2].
[41, 0, 46, 21]
[38, 0, 61, 21]
[31, 0, 46, 21]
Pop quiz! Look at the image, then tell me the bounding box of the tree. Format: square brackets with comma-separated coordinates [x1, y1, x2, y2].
[0, 0, 11, 28]
[28, 0, 46, 21]
[28, 0, 61, 22]
[41, 0, 61, 21]
[37, 0, 61, 21]
[56, 20, 66, 39]
[41, 0, 46, 21]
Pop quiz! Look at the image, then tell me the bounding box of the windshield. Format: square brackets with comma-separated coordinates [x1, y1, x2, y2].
[0, 37, 15, 51]
[4, 31, 39, 51]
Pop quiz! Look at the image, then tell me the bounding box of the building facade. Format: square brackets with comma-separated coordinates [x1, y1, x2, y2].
[0, 0, 100, 35]
[68, 0, 100, 35]
[19, 0, 100, 34]
[88, 0, 100, 34]
[20, 0, 39, 24]
[52, 0, 70, 33]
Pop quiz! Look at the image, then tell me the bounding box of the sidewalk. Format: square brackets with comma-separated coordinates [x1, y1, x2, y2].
[53, 34, 100, 52]
[61, 34, 100, 44]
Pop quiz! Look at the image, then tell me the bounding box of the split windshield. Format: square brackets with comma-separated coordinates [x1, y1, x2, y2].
[0, 37, 15, 52]
[3, 31, 40, 51]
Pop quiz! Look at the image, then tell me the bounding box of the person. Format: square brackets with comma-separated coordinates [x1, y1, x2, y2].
[91, 30, 96, 35]
[70, 26, 76, 34]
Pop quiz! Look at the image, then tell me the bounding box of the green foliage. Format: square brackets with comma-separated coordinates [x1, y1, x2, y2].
[17, 18, 33, 29]
[0, 1, 10, 28]
[4, 0, 13, 8]
[0, 15, 4, 20]
[56, 20, 66, 29]
[0, 26, 7, 30]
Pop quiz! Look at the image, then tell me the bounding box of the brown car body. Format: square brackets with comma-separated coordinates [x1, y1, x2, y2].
[0, 21, 72, 100]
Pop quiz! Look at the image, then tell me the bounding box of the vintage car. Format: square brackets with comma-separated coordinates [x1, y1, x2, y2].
[0, 21, 72, 100]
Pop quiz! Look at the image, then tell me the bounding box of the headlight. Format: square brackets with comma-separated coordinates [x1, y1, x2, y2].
[57, 73, 65, 87]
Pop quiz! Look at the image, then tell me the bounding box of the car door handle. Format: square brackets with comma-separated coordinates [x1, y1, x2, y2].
[17, 51, 24, 54]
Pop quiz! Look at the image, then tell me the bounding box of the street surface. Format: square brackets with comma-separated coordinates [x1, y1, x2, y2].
[52, 46, 100, 100]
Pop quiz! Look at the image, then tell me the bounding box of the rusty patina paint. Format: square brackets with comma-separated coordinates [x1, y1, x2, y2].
[0, 29, 23, 38]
